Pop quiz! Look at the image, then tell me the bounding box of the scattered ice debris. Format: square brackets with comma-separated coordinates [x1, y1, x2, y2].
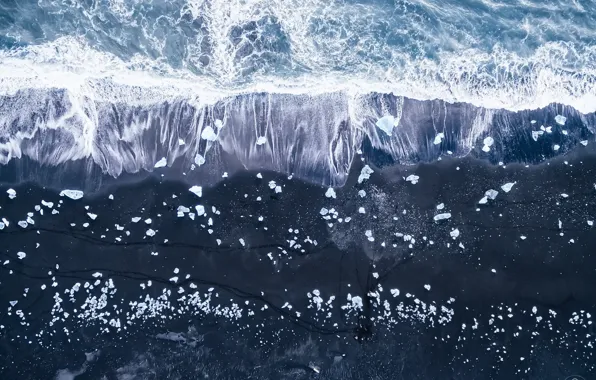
[544, 125, 553, 133]
[433, 132, 445, 145]
[108, 194, 114, 200]
[189, 186, 202, 197]
[491, 268, 497, 273]
[450, 229, 460, 239]
[375, 115, 398, 135]
[390, 289, 400, 297]
[146, 229, 156, 237]
[256, 136, 267, 145]
[433, 213, 451, 221]
[325, 188, 336, 198]
[319, 208, 329, 216]
[553, 144, 560, 151]
[144, 218, 152, 224]
[201, 125, 217, 141]
[60, 190, 84, 200]
[405, 174, 420, 184]
[358, 165, 374, 183]
[195, 205, 205, 216]
[131, 217, 141, 223]
[580, 140, 588, 146]
[520, 235, 527, 240]
[239, 238, 246, 247]
[588, 220, 594, 226]
[555, 115, 567, 125]
[365, 230, 374, 242]
[560, 193, 569, 198]
[87, 213, 97, 220]
[501, 182, 516, 193]
[18, 221, 28, 228]
[17, 252, 26, 259]
[424, 284, 431, 291]
[530, 120, 536, 124]
[178, 139, 185, 146]
[154, 157, 167, 168]
[358, 207, 366, 214]
[358, 190, 366, 198]
[436, 203, 445, 210]
[482, 136, 494, 152]
[6, 189, 16, 199]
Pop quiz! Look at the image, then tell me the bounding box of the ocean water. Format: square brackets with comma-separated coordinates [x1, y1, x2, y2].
[1, 1, 596, 380]
[0, 0, 595, 188]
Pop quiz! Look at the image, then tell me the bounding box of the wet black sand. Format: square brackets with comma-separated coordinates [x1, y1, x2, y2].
[1, 153, 596, 380]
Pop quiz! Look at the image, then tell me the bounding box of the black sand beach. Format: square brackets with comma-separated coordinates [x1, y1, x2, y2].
[1, 149, 596, 380]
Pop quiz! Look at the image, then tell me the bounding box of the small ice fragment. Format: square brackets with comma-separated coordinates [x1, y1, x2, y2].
[588, 220, 593, 226]
[553, 144, 560, 151]
[478, 196, 488, 205]
[17, 252, 26, 259]
[201, 126, 218, 141]
[214, 119, 223, 129]
[555, 115, 567, 125]
[256, 136, 267, 145]
[60, 190, 84, 200]
[325, 188, 336, 198]
[580, 140, 588, 146]
[390, 289, 400, 297]
[189, 186, 202, 197]
[530, 120, 536, 124]
[501, 182, 516, 193]
[87, 213, 97, 220]
[358, 190, 366, 198]
[154, 157, 167, 168]
[146, 229, 156, 237]
[195, 205, 205, 216]
[405, 174, 419, 184]
[424, 284, 431, 291]
[6, 189, 16, 199]
[434, 213, 451, 221]
[375, 115, 396, 136]
[320, 208, 329, 216]
[433, 133, 445, 145]
[450, 229, 460, 239]
[178, 139, 185, 146]
[194, 154, 205, 166]
[436, 203, 445, 210]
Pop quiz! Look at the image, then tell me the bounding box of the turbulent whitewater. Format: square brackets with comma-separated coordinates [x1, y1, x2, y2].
[1, 0, 596, 187]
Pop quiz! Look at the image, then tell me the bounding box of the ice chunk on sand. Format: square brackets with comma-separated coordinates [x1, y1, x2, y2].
[405, 174, 419, 184]
[555, 115, 567, 125]
[201, 126, 217, 141]
[194, 154, 205, 166]
[60, 190, 84, 200]
[154, 157, 167, 168]
[358, 165, 374, 184]
[434, 213, 451, 221]
[433, 133, 445, 145]
[325, 188, 336, 198]
[189, 186, 202, 197]
[482, 136, 494, 152]
[375, 115, 397, 136]
[256, 136, 267, 145]
[501, 182, 516, 193]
